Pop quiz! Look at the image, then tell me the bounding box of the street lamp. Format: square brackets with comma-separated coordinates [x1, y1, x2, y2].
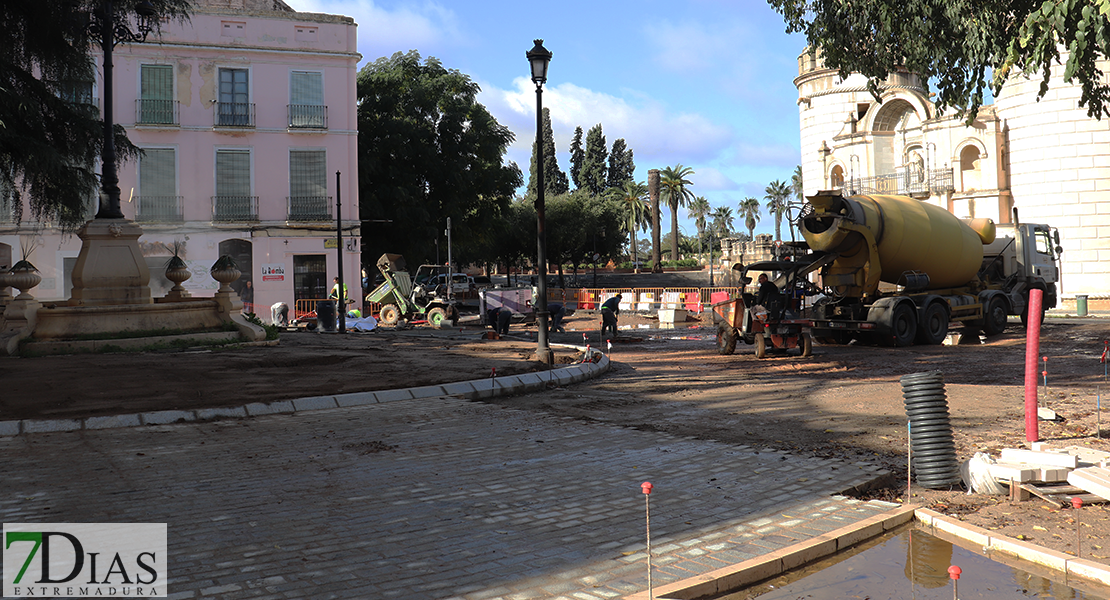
[90, 0, 159, 219]
[527, 39, 553, 365]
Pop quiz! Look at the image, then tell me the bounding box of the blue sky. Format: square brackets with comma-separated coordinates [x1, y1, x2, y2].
[288, 0, 807, 238]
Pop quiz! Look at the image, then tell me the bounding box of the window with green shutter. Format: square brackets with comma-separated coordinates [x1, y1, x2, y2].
[289, 71, 326, 128]
[140, 64, 176, 125]
[138, 148, 180, 221]
[214, 149, 255, 220]
[288, 149, 329, 220]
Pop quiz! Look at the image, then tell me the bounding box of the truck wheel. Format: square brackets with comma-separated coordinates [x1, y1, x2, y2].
[982, 296, 1008, 336]
[427, 307, 448, 328]
[799, 332, 813, 357]
[915, 303, 949, 345]
[716, 325, 737, 355]
[379, 304, 401, 326]
[754, 334, 767, 359]
[890, 302, 917, 347]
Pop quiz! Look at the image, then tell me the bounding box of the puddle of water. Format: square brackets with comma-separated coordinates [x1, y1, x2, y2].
[718, 524, 1110, 599]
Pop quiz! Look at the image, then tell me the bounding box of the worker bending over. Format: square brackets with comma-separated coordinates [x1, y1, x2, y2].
[600, 293, 622, 339]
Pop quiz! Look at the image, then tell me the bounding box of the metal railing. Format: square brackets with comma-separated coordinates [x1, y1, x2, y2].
[135, 99, 179, 125]
[287, 196, 332, 221]
[136, 195, 184, 222]
[843, 167, 955, 196]
[288, 104, 328, 129]
[211, 196, 258, 221]
[215, 102, 255, 127]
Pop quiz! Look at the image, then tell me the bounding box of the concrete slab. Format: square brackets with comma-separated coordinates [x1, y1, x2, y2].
[373, 388, 413, 403]
[197, 406, 248, 420]
[291, 396, 338, 412]
[22, 419, 83, 433]
[85, 414, 142, 430]
[0, 420, 21, 436]
[141, 410, 197, 425]
[244, 401, 295, 416]
[1067, 467, 1110, 500]
[335, 392, 377, 407]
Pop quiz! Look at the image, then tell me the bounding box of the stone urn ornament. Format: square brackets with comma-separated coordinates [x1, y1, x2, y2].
[210, 255, 241, 293]
[164, 252, 192, 297]
[7, 260, 41, 299]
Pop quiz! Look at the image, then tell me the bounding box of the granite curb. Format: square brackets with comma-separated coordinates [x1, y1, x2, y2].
[0, 343, 607, 437]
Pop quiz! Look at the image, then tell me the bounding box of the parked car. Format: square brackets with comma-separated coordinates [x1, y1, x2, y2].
[430, 273, 475, 293]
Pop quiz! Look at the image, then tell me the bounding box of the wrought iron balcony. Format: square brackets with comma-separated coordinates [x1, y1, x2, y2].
[288, 104, 328, 129]
[287, 196, 332, 221]
[215, 102, 255, 127]
[136, 196, 184, 221]
[212, 196, 259, 221]
[839, 168, 955, 197]
[135, 99, 179, 125]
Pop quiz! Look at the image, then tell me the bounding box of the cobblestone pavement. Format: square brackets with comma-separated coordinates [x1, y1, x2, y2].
[0, 395, 891, 599]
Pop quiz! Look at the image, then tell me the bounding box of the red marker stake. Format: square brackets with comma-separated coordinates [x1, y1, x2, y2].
[1025, 289, 1043, 442]
[642, 482, 653, 599]
[948, 565, 961, 600]
[1073, 497, 1083, 557]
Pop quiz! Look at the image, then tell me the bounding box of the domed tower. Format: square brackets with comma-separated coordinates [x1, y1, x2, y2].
[993, 58, 1110, 296]
[794, 48, 930, 199]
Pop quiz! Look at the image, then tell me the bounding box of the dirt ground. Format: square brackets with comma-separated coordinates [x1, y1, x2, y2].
[4, 310, 1110, 564]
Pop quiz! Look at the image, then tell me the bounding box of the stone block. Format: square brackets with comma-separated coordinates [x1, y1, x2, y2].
[197, 406, 248, 420]
[292, 396, 338, 412]
[23, 419, 82, 434]
[408, 385, 447, 399]
[1000, 448, 1079, 469]
[244, 401, 294, 416]
[0, 421, 21, 436]
[85, 414, 142, 430]
[373, 389, 413, 403]
[335, 392, 377, 407]
[141, 410, 196, 425]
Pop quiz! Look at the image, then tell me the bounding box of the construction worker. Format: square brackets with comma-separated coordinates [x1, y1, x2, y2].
[600, 293, 622, 338]
[548, 302, 566, 333]
[329, 276, 349, 304]
[486, 306, 511, 335]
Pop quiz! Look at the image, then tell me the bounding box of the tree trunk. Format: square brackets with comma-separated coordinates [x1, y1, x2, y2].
[649, 169, 662, 273]
[670, 203, 679, 265]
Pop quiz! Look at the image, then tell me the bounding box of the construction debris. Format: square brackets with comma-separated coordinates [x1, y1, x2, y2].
[964, 445, 1110, 505]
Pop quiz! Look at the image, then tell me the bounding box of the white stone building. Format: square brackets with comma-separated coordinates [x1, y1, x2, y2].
[0, 0, 361, 320]
[794, 48, 1110, 298]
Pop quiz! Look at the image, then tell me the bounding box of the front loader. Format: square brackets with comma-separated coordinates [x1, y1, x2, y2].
[365, 253, 459, 328]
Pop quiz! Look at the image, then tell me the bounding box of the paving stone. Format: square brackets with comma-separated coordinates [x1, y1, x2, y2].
[0, 420, 21, 436]
[22, 419, 82, 433]
[197, 406, 248, 420]
[142, 410, 197, 425]
[244, 401, 295, 416]
[291, 396, 338, 411]
[334, 392, 377, 407]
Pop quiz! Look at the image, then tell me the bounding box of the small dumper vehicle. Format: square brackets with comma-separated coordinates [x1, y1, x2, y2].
[365, 253, 460, 328]
[712, 260, 815, 358]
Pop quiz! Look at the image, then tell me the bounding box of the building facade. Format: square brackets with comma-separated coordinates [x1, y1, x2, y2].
[0, 0, 360, 320]
[793, 48, 1110, 298]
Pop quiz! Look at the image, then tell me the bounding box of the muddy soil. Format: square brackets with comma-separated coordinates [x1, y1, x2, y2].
[4, 312, 1110, 563]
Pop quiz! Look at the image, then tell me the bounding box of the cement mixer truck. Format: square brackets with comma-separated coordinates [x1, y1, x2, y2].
[796, 191, 1061, 346]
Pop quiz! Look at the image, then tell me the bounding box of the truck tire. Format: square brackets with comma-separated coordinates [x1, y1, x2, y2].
[982, 296, 1008, 336]
[754, 334, 767, 358]
[800, 332, 813, 357]
[379, 304, 401, 326]
[890, 302, 917, 347]
[427, 307, 448, 328]
[716, 325, 737, 355]
[915, 303, 949, 345]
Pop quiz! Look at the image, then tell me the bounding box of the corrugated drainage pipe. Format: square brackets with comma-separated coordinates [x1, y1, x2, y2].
[901, 371, 962, 489]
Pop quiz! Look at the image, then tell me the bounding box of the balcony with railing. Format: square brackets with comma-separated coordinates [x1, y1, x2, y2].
[215, 102, 255, 127]
[287, 196, 332, 221]
[136, 196, 184, 222]
[840, 168, 955, 197]
[212, 196, 259, 221]
[135, 99, 179, 126]
[288, 104, 328, 129]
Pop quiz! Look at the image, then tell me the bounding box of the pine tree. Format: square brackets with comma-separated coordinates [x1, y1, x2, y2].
[580, 124, 608, 196]
[607, 138, 635, 189]
[526, 108, 569, 197]
[569, 126, 584, 190]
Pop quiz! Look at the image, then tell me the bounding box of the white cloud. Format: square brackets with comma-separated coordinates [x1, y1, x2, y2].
[479, 77, 735, 177]
[286, 0, 465, 62]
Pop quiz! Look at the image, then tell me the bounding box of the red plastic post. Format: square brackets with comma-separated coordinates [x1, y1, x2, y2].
[641, 481, 653, 494]
[1025, 288, 1044, 442]
[948, 565, 961, 579]
[1072, 497, 1083, 509]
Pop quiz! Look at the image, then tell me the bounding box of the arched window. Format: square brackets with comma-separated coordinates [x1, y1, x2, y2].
[960, 146, 981, 192]
[830, 165, 845, 189]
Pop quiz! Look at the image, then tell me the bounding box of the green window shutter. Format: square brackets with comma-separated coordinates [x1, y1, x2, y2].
[216, 149, 251, 197]
[289, 149, 326, 197]
[290, 71, 323, 105]
[140, 148, 176, 196]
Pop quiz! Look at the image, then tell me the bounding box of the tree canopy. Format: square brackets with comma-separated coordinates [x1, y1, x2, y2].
[769, 0, 1110, 119]
[580, 124, 609, 196]
[1, 1, 191, 229]
[659, 164, 695, 262]
[607, 138, 635, 190]
[526, 107, 569, 199]
[356, 51, 522, 267]
[569, 126, 584, 190]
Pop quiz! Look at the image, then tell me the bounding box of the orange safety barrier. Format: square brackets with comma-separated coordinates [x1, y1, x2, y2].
[293, 299, 380, 320]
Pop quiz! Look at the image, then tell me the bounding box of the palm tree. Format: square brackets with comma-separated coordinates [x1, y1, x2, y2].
[711, 205, 734, 239]
[687, 195, 711, 268]
[738, 196, 761, 241]
[659, 164, 695, 263]
[790, 166, 804, 240]
[764, 179, 791, 246]
[607, 181, 650, 272]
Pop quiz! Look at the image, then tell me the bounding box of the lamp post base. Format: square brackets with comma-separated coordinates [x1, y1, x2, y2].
[68, 219, 153, 306]
[534, 347, 554, 366]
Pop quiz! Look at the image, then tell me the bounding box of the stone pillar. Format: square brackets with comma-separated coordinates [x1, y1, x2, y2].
[648, 169, 662, 273]
[68, 219, 152, 306]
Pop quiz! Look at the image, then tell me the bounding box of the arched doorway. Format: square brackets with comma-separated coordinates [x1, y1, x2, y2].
[960, 146, 982, 191]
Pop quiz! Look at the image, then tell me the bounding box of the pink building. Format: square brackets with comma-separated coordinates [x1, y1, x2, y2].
[0, 0, 360, 322]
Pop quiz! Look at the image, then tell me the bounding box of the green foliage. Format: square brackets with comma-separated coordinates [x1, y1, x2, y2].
[580, 124, 609, 195]
[606, 181, 650, 265]
[1, 1, 191, 229]
[738, 196, 761, 241]
[659, 165, 696, 263]
[769, 0, 1110, 120]
[356, 51, 522, 267]
[711, 205, 734, 238]
[244, 312, 280, 340]
[545, 189, 624, 270]
[607, 138, 635, 189]
[527, 107, 569, 198]
[569, 126, 585, 190]
[764, 180, 791, 242]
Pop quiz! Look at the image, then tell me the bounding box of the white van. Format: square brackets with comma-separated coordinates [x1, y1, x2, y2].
[431, 273, 475, 293]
